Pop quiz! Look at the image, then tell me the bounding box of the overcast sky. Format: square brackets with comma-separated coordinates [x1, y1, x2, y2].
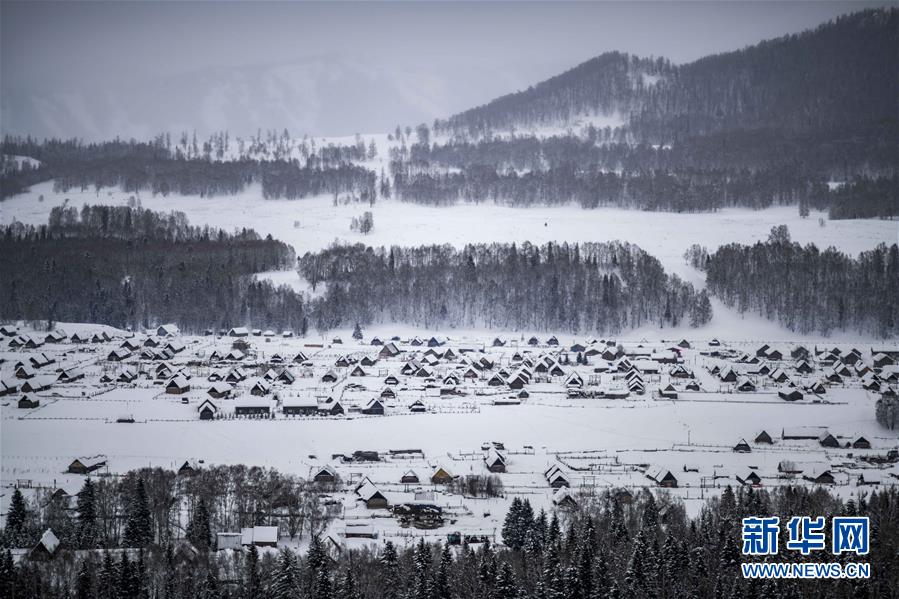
[1, 1, 889, 140]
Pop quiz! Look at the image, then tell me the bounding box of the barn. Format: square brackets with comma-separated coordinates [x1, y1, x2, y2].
[235, 397, 271, 417]
[552, 488, 578, 510]
[400, 470, 420, 484]
[732, 439, 752, 453]
[250, 380, 271, 396]
[312, 466, 338, 484]
[431, 467, 454, 484]
[282, 397, 319, 416]
[67, 456, 107, 475]
[851, 435, 871, 449]
[207, 382, 232, 399]
[241, 526, 278, 547]
[166, 376, 191, 395]
[18, 395, 40, 409]
[736, 470, 762, 486]
[754, 430, 774, 444]
[318, 399, 345, 416]
[646, 467, 678, 488]
[803, 466, 836, 485]
[28, 529, 61, 561]
[362, 399, 385, 415]
[356, 481, 389, 509]
[778, 388, 804, 402]
[818, 432, 840, 448]
[735, 377, 756, 392]
[198, 399, 218, 420]
[545, 465, 570, 488]
[484, 448, 506, 473]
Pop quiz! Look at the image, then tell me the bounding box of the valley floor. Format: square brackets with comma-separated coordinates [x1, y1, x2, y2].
[2, 324, 897, 552]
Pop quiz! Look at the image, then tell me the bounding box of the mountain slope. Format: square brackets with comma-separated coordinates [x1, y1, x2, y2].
[437, 8, 898, 162]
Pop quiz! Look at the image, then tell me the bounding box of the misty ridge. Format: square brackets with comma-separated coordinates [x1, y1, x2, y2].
[2, 8, 896, 218]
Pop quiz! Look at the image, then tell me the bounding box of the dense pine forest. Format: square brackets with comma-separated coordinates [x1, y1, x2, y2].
[0, 205, 306, 333]
[2, 465, 897, 599]
[436, 9, 896, 165]
[299, 242, 711, 334]
[703, 227, 899, 337]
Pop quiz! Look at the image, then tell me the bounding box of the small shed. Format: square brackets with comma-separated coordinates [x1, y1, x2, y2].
[646, 467, 678, 488]
[732, 439, 752, 453]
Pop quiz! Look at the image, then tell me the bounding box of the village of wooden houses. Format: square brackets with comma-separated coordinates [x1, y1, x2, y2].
[1, 321, 898, 557]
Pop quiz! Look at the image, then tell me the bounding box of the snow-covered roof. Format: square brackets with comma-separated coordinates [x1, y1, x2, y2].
[241, 526, 278, 545]
[235, 396, 271, 408]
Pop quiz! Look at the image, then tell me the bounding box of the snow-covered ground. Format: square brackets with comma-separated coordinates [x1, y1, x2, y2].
[1, 324, 897, 544]
[3, 182, 895, 288]
[2, 154, 42, 171]
[5, 178, 895, 341]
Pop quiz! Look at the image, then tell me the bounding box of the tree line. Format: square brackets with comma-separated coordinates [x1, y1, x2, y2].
[2, 464, 334, 554]
[704, 226, 899, 337]
[389, 158, 832, 212]
[0, 135, 377, 201]
[0, 205, 306, 333]
[298, 242, 711, 334]
[3, 469, 897, 599]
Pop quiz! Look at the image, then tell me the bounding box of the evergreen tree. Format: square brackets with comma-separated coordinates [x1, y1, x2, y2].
[609, 502, 629, 545]
[542, 542, 566, 599]
[495, 561, 517, 599]
[99, 551, 117, 599]
[118, 550, 138, 599]
[122, 477, 153, 548]
[352, 322, 363, 341]
[203, 570, 220, 599]
[245, 545, 261, 599]
[336, 567, 360, 599]
[412, 538, 432, 599]
[625, 529, 651, 594]
[272, 548, 299, 599]
[136, 548, 148, 599]
[4, 487, 29, 547]
[163, 545, 176, 599]
[186, 497, 212, 551]
[380, 540, 400, 599]
[314, 567, 332, 599]
[433, 543, 453, 599]
[75, 558, 93, 599]
[548, 513, 561, 548]
[477, 541, 497, 598]
[502, 497, 523, 549]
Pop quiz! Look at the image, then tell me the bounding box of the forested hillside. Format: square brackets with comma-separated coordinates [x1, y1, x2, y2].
[299, 242, 711, 334]
[2, 10, 895, 216]
[437, 9, 897, 165]
[418, 9, 897, 215]
[0, 205, 305, 332]
[703, 227, 899, 337]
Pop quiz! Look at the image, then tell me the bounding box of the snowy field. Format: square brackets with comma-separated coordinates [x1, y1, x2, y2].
[4, 180, 895, 342]
[2, 323, 897, 548]
[3, 182, 896, 291]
